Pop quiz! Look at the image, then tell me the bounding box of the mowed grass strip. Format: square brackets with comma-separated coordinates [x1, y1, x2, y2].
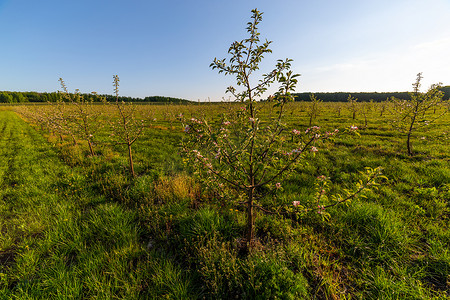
[0, 111, 195, 299]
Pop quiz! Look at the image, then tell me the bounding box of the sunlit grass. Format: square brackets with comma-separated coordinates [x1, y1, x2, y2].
[1, 101, 449, 299]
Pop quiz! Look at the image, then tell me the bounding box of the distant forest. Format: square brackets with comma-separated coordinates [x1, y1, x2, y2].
[1, 86, 449, 103]
[293, 86, 450, 102]
[0, 91, 191, 104]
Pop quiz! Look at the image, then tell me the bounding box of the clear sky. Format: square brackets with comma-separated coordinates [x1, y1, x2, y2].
[1, 0, 449, 101]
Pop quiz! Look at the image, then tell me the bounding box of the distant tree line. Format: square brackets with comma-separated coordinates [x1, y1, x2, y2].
[2, 86, 449, 104]
[100, 94, 191, 104]
[293, 86, 450, 102]
[0, 91, 191, 104]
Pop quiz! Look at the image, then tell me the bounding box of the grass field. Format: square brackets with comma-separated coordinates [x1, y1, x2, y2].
[1, 101, 449, 299]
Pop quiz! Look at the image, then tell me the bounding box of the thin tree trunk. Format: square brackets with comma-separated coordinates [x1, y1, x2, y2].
[407, 112, 417, 156]
[245, 76, 255, 249]
[246, 187, 255, 245]
[88, 140, 94, 156]
[406, 132, 412, 156]
[127, 143, 135, 177]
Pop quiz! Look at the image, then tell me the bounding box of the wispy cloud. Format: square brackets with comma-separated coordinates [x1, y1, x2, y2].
[303, 36, 450, 92]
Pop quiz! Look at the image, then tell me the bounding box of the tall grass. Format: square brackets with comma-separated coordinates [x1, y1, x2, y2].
[2, 101, 449, 299]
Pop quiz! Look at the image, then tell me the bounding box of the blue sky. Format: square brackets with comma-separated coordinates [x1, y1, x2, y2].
[1, 0, 449, 101]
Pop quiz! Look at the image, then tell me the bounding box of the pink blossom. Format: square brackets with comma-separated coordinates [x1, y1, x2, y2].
[350, 125, 358, 131]
[193, 150, 204, 160]
[223, 121, 231, 126]
[311, 146, 318, 153]
[293, 201, 301, 207]
[317, 205, 325, 214]
[292, 129, 301, 135]
[249, 117, 255, 123]
[291, 148, 302, 154]
[276, 182, 281, 189]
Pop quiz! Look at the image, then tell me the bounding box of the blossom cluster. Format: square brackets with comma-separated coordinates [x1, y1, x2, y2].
[324, 129, 339, 138]
[284, 148, 303, 156]
[304, 126, 320, 134]
[317, 205, 325, 214]
[192, 149, 213, 173]
[190, 118, 203, 124]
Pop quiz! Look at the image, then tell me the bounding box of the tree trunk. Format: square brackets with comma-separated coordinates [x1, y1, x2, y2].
[88, 140, 94, 156]
[71, 134, 77, 146]
[246, 187, 255, 246]
[127, 143, 135, 177]
[406, 131, 412, 156]
[407, 113, 417, 156]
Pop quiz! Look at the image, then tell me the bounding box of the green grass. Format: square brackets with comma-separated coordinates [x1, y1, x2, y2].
[2, 102, 449, 299]
[0, 111, 196, 299]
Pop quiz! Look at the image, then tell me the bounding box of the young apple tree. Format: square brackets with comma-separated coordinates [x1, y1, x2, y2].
[307, 93, 321, 126]
[58, 78, 103, 156]
[347, 94, 358, 120]
[390, 73, 446, 156]
[110, 75, 145, 177]
[183, 9, 383, 250]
